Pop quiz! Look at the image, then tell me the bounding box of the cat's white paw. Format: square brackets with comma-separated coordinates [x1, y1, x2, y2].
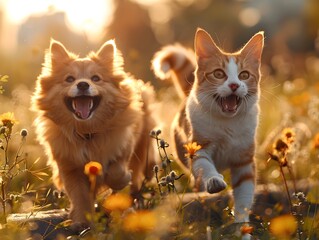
[206, 176, 227, 193]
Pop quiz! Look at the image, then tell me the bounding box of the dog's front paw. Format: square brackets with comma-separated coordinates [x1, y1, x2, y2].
[206, 176, 227, 194]
[69, 222, 90, 235]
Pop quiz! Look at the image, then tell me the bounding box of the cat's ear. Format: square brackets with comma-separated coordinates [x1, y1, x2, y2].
[240, 31, 264, 62]
[195, 28, 221, 58]
[49, 39, 70, 67]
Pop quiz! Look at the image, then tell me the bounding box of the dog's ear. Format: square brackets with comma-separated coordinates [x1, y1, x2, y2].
[95, 40, 124, 73]
[96, 40, 116, 60]
[47, 39, 71, 68]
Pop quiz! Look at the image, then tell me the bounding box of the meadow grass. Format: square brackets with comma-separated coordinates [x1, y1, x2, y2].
[0, 73, 319, 239]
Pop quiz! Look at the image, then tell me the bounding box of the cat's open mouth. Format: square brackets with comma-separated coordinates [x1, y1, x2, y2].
[216, 94, 241, 113]
[65, 96, 101, 120]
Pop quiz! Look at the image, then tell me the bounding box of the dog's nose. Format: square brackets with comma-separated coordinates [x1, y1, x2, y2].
[77, 82, 90, 91]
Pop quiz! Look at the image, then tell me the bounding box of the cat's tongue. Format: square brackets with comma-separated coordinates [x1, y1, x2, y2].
[221, 95, 238, 112]
[72, 97, 93, 119]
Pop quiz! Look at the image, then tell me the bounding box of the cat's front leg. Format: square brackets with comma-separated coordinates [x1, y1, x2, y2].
[231, 162, 255, 222]
[192, 150, 227, 193]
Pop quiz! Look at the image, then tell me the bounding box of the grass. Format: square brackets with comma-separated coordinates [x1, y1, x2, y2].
[1, 71, 319, 239]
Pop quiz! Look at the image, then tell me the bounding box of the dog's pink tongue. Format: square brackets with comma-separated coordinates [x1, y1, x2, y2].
[222, 95, 237, 111]
[73, 98, 91, 119]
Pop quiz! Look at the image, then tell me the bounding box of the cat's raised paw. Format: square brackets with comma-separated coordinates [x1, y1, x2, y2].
[206, 176, 227, 193]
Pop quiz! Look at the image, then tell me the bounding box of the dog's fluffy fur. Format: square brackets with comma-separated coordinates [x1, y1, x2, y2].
[31, 39, 157, 225]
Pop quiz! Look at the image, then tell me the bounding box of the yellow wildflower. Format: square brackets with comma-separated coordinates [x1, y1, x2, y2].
[103, 193, 132, 212]
[0, 112, 18, 134]
[84, 161, 102, 192]
[281, 127, 295, 144]
[123, 210, 157, 233]
[84, 161, 103, 177]
[269, 214, 297, 238]
[184, 142, 202, 159]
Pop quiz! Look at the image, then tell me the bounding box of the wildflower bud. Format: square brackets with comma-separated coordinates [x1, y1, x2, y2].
[170, 171, 177, 180]
[0, 126, 5, 134]
[155, 129, 161, 136]
[294, 192, 306, 202]
[159, 177, 167, 186]
[165, 175, 172, 183]
[161, 161, 167, 169]
[153, 165, 159, 173]
[160, 139, 166, 148]
[53, 190, 60, 199]
[149, 130, 156, 137]
[20, 129, 28, 137]
[9, 194, 15, 201]
[275, 139, 288, 152]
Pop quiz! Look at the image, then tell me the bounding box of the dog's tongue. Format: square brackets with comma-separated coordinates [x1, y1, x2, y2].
[73, 97, 92, 119]
[221, 95, 238, 111]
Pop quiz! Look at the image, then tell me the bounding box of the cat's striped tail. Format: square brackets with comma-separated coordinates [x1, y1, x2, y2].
[151, 44, 196, 98]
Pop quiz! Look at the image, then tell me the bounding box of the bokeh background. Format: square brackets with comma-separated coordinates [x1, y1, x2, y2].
[1, 0, 319, 188]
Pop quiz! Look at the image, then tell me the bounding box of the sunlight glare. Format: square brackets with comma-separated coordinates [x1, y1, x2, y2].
[3, 0, 114, 42]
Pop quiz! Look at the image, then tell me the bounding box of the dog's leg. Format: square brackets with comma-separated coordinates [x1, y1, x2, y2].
[60, 169, 93, 228]
[130, 135, 156, 196]
[105, 161, 132, 191]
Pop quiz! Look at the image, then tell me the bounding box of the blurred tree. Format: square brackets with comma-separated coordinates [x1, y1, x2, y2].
[106, 0, 160, 86]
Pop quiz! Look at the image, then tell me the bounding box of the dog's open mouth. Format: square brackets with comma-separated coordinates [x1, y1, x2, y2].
[216, 94, 241, 113]
[65, 96, 101, 120]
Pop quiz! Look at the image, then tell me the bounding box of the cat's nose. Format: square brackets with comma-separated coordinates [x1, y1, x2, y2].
[229, 83, 239, 92]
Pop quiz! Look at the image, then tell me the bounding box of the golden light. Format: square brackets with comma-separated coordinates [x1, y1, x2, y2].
[2, 0, 114, 42]
[239, 7, 261, 27]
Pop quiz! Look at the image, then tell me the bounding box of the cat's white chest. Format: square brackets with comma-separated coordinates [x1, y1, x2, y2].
[187, 97, 257, 170]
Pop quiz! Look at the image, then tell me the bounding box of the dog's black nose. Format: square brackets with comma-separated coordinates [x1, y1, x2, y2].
[77, 82, 90, 91]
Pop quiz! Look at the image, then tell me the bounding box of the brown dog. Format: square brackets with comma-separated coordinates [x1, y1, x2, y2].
[31, 39, 157, 227]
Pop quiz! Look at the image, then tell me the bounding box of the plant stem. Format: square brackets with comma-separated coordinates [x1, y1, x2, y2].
[1, 181, 6, 223]
[279, 166, 293, 213]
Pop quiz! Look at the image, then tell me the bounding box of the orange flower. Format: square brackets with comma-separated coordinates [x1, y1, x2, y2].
[240, 224, 253, 235]
[269, 214, 297, 238]
[312, 133, 319, 149]
[123, 210, 157, 233]
[103, 193, 132, 212]
[84, 161, 103, 177]
[184, 142, 202, 159]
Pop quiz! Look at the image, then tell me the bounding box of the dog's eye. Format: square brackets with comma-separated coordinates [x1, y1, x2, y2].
[238, 71, 250, 80]
[91, 75, 100, 82]
[65, 76, 75, 83]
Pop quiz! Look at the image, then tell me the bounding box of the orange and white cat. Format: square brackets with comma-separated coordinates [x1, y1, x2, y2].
[152, 28, 264, 222]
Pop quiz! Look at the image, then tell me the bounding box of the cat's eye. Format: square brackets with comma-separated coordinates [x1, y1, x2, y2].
[238, 71, 250, 80]
[213, 69, 226, 79]
[65, 76, 75, 83]
[91, 75, 101, 82]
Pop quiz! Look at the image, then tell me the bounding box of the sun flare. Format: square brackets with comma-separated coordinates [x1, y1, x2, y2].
[3, 0, 114, 42]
